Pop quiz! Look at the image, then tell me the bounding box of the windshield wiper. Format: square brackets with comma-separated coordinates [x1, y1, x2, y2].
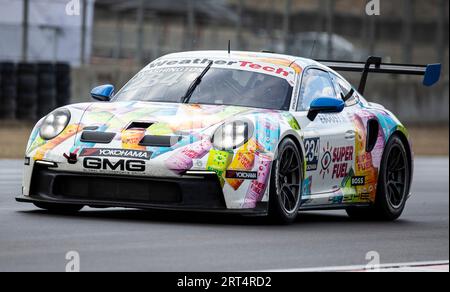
[181, 61, 214, 104]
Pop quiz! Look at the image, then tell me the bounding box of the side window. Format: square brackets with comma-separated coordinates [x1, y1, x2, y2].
[297, 69, 336, 111]
[332, 74, 359, 107]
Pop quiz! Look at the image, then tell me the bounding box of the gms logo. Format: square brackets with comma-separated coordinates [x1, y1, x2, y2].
[318, 114, 347, 125]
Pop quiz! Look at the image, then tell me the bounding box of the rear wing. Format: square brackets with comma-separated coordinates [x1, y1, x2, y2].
[317, 56, 441, 95]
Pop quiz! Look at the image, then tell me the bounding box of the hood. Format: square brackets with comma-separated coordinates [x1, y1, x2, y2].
[75, 101, 260, 136]
[68, 101, 266, 156]
[26, 101, 300, 166]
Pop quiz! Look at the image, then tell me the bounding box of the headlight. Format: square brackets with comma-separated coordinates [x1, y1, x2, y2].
[39, 108, 71, 140]
[212, 119, 254, 150]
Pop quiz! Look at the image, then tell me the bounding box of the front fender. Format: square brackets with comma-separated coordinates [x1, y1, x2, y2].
[25, 103, 92, 162]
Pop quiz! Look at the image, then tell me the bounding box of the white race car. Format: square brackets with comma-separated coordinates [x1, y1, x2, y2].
[16, 51, 440, 223]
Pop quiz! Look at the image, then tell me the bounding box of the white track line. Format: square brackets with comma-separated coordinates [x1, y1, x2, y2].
[258, 260, 449, 272]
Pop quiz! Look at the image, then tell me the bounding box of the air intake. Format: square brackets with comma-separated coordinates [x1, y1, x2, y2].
[80, 131, 116, 144]
[139, 135, 183, 147]
[126, 122, 153, 130]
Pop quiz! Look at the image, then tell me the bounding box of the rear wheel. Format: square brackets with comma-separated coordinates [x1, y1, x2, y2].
[268, 138, 303, 224]
[346, 134, 411, 221]
[34, 202, 83, 214]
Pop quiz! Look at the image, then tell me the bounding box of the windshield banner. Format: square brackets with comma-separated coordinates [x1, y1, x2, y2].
[144, 58, 297, 85]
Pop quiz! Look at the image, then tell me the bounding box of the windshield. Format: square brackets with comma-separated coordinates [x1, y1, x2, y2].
[114, 67, 293, 110]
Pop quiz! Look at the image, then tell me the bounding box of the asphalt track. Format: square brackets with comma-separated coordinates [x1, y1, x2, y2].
[0, 157, 448, 272]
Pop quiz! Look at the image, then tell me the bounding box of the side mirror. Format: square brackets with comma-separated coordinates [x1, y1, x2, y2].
[307, 97, 345, 121]
[91, 84, 115, 102]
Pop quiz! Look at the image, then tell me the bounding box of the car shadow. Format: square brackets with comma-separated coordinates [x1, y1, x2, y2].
[18, 206, 414, 227]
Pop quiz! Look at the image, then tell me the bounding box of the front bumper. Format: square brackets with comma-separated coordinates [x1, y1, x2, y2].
[16, 165, 267, 215]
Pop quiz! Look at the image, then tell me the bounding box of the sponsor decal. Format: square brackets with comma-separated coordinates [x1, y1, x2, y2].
[319, 143, 354, 180]
[328, 195, 344, 204]
[331, 146, 354, 179]
[356, 152, 373, 171]
[83, 158, 146, 172]
[239, 61, 291, 77]
[226, 170, 258, 180]
[147, 58, 293, 78]
[79, 148, 152, 160]
[302, 175, 312, 197]
[318, 114, 347, 124]
[351, 176, 366, 186]
[304, 137, 320, 171]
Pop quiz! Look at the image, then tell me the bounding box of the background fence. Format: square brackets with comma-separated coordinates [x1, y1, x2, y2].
[0, 0, 449, 124]
[0, 62, 71, 120]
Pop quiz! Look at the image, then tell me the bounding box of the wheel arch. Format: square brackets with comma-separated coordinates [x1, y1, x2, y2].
[268, 132, 305, 223]
[386, 130, 414, 195]
[278, 131, 306, 179]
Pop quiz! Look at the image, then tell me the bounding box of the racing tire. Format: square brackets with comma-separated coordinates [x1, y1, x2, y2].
[268, 138, 303, 224]
[0, 62, 17, 119]
[37, 62, 57, 116]
[17, 63, 38, 120]
[346, 134, 411, 221]
[33, 202, 83, 214]
[55, 63, 71, 106]
[37, 88, 57, 117]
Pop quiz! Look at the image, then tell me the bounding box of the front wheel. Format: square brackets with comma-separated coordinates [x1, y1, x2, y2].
[268, 138, 303, 224]
[346, 134, 411, 221]
[34, 202, 84, 214]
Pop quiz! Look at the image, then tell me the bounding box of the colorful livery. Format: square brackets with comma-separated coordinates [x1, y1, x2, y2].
[16, 51, 441, 223]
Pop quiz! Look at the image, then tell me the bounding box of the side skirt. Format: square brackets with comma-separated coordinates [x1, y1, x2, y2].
[299, 203, 372, 211]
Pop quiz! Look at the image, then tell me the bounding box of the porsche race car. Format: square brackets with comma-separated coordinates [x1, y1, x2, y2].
[16, 51, 441, 223]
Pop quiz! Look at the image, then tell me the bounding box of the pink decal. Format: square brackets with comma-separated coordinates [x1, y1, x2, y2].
[353, 113, 379, 202]
[371, 129, 385, 168]
[165, 139, 212, 173]
[243, 152, 272, 208]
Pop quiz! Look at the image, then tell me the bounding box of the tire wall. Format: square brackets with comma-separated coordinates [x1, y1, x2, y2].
[0, 62, 17, 119]
[55, 63, 71, 109]
[0, 62, 71, 121]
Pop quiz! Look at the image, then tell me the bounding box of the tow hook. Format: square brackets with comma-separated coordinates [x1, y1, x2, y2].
[63, 152, 78, 164]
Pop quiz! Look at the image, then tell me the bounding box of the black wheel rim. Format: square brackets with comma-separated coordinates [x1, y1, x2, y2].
[277, 145, 302, 214]
[385, 144, 407, 209]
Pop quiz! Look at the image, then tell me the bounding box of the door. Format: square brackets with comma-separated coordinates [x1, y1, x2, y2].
[292, 68, 356, 204]
[331, 73, 379, 204]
